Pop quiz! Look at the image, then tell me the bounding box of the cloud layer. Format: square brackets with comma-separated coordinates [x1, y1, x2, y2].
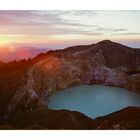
[0, 10, 140, 48]
[0, 10, 130, 36]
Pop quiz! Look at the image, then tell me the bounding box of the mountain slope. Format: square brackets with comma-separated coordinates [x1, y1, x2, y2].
[0, 40, 140, 129]
[3, 40, 140, 115]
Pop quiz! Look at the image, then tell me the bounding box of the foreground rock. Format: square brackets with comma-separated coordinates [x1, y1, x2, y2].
[4, 109, 94, 130]
[93, 106, 140, 130]
[1, 107, 140, 130]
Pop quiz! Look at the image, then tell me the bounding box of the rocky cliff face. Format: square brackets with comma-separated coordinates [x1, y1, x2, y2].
[33, 40, 140, 95]
[0, 40, 140, 129]
[5, 40, 140, 115]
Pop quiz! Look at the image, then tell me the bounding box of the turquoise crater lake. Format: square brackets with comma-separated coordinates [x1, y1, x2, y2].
[48, 85, 140, 118]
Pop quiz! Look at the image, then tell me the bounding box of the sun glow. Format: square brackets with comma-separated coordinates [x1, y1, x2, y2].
[0, 34, 52, 48]
[0, 35, 25, 47]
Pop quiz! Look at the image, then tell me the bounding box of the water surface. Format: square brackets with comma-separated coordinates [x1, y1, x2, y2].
[48, 85, 140, 118]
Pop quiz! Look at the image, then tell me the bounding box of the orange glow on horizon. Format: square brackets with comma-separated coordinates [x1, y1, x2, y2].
[0, 33, 140, 49]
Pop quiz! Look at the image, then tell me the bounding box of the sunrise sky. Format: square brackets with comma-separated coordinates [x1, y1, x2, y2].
[0, 10, 140, 49]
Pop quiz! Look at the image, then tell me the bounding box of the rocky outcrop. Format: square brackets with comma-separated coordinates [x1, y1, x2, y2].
[93, 106, 140, 130]
[31, 40, 140, 96]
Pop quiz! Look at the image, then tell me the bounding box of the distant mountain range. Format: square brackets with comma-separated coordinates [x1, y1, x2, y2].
[0, 40, 140, 130]
[0, 46, 50, 62]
